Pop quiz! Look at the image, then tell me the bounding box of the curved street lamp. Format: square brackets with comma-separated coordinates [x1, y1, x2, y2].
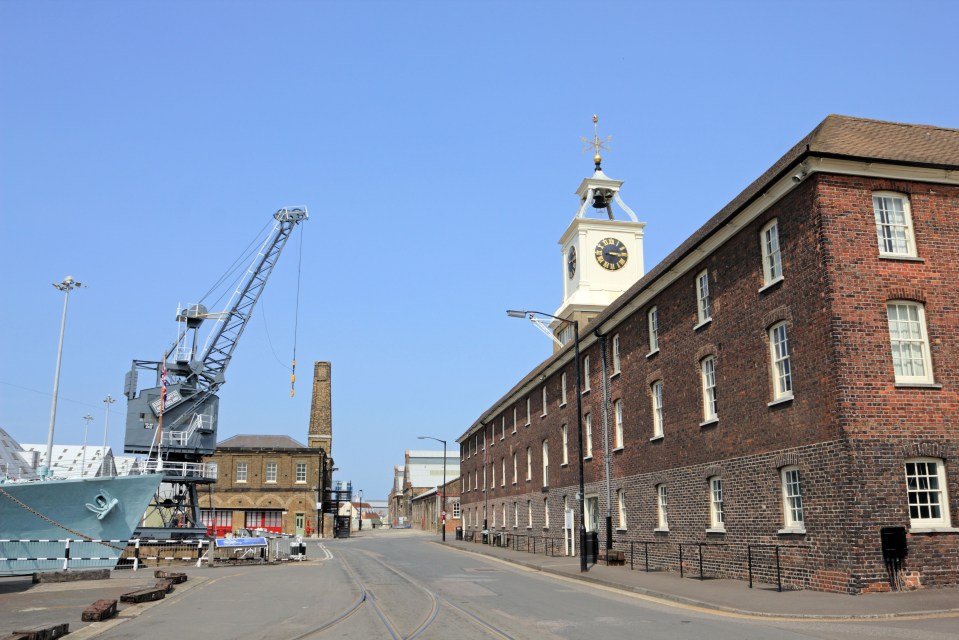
[418, 435, 447, 542]
[507, 309, 588, 573]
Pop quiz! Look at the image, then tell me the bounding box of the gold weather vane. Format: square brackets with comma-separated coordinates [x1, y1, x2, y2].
[580, 114, 612, 169]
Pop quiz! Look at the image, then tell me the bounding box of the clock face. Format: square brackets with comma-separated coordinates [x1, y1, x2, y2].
[595, 237, 628, 270]
[567, 246, 577, 278]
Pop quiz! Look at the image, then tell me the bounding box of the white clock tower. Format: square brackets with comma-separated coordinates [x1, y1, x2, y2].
[553, 116, 645, 344]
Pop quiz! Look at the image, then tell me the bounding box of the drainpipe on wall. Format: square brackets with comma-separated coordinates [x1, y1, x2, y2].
[595, 330, 613, 551]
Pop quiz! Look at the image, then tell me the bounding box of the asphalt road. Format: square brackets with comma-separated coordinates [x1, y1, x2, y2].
[6, 529, 957, 639]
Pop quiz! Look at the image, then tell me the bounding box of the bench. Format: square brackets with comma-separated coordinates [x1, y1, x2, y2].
[598, 548, 626, 566]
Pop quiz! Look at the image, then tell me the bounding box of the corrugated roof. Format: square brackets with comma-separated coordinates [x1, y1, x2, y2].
[216, 434, 308, 449]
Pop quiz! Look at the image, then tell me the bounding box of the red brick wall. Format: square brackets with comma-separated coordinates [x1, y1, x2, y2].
[459, 173, 959, 593]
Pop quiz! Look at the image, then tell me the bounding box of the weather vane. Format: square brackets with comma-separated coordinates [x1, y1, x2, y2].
[580, 114, 612, 169]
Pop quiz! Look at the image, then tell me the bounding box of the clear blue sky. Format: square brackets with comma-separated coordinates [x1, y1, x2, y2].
[2, 0, 957, 500]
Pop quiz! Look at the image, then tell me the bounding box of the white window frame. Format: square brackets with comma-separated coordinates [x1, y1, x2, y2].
[873, 192, 917, 258]
[295, 462, 307, 484]
[701, 356, 718, 422]
[647, 306, 659, 354]
[583, 355, 591, 392]
[452, 501, 460, 518]
[656, 484, 668, 530]
[542, 440, 549, 487]
[561, 424, 569, 465]
[696, 269, 711, 326]
[512, 452, 517, 484]
[501, 457, 506, 487]
[544, 497, 550, 529]
[769, 322, 793, 402]
[526, 447, 532, 481]
[887, 301, 934, 384]
[490, 461, 495, 489]
[584, 412, 593, 459]
[541, 386, 548, 417]
[617, 489, 627, 530]
[265, 461, 277, 484]
[501, 416, 505, 440]
[780, 466, 805, 532]
[512, 408, 517, 434]
[651, 381, 664, 439]
[525, 397, 531, 426]
[236, 462, 247, 483]
[905, 458, 951, 529]
[527, 500, 532, 529]
[561, 372, 568, 406]
[613, 399, 624, 449]
[502, 503, 507, 528]
[760, 219, 783, 287]
[612, 334, 621, 375]
[708, 477, 725, 531]
[513, 501, 518, 528]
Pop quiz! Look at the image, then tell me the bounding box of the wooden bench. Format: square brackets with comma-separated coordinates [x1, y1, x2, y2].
[598, 549, 626, 566]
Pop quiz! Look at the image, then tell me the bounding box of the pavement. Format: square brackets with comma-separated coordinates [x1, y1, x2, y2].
[440, 535, 959, 619]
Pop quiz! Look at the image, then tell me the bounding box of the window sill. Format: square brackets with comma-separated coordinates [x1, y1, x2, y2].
[610, 371, 621, 380]
[768, 395, 793, 407]
[616, 527, 627, 532]
[541, 413, 547, 419]
[525, 422, 531, 428]
[649, 435, 664, 442]
[584, 456, 593, 461]
[612, 447, 624, 453]
[699, 417, 719, 428]
[559, 402, 567, 408]
[582, 389, 591, 396]
[561, 463, 569, 468]
[646, 349, 659, 359]
[777, 527, 806, 535]
[894, 382, 942, 389]
[879, 253, 923, 262]
[908, 526, 959, 534]
[693, 318, 712, 332]
[654, 527, 670, 534]
[758, 276, 784, 294]
[706, 527, 726, 535]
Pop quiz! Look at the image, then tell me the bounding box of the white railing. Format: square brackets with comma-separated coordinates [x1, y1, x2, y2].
[142, 460, 217, 480]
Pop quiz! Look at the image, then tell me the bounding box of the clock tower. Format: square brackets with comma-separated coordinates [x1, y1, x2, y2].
[553, 116, 645, 344]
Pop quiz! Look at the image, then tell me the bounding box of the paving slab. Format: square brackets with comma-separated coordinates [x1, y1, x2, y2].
[441, 538, 959, 619]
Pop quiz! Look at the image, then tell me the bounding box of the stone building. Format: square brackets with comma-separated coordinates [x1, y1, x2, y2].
[202, 361, 334, 536]
[457, 116, 959, 594]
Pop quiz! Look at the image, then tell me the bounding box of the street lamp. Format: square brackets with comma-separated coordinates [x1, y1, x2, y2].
[418, 435, 447, 542]
[81, 413, 94, 476]
[102, 395, 115, 473]
[43, 276, 83, 477]
[358, 489, 363, 531]
[507, 309, 588, 573]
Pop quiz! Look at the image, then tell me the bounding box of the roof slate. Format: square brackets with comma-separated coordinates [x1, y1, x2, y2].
[216, 434, 308, 449]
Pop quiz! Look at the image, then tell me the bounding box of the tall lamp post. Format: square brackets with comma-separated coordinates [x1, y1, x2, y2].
[43, 276, 83, 477]
[507, 309, 588, 573]
[102, 394, 115, 456]
[358, 489, 363, 531]
[418, 435, 447, 542]
[81, 413, 94, 476]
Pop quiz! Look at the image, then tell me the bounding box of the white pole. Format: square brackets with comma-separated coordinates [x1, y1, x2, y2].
[103, 395, 115, 474]
[44, 276, 81, 477]
[82, 414, 93, 476]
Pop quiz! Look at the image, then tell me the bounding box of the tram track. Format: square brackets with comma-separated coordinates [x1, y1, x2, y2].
[294, 544, 515, 640]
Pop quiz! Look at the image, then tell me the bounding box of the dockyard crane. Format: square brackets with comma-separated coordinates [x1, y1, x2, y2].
[123, 206, 308, 537]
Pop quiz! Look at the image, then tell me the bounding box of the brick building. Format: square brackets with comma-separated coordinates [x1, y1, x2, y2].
[202, 361, 334, 536]
[457, 116, 959, 594]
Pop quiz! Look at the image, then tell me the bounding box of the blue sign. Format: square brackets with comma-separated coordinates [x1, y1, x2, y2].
[215, 537, 267, 548]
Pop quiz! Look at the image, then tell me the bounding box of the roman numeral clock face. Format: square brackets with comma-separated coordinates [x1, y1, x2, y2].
[595, 237, 628, 270]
